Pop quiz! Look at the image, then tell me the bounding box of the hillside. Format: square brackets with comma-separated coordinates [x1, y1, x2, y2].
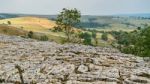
[0, 15, 150, 46]
[1, 13, 150, 31]
[0, 17, 56, 32]
[0, 17, 67, 43]
[0, 35, 149, 84]
[76, 16, 150, 31]
[0, 24, 28, 36]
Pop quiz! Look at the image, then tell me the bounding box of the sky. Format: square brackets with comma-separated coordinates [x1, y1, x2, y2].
[0, 0, 150, 15]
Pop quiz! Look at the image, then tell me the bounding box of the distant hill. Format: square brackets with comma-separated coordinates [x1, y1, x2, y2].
[117, 13, 150, 18]
[1, 13, 150, 19]
[0, 13, 19, 19]
[0, 13, 150, 30]
[0, 13, 56, 20]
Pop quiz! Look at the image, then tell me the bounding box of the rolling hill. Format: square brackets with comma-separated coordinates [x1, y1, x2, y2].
[1, 13, 150, 31]
[0, 17, 56, 32]
[0, 14, 150, 45]
[0, 17, 67, 43]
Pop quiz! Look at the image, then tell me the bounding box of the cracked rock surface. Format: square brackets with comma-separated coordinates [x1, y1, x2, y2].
[0, 35, 149, 84]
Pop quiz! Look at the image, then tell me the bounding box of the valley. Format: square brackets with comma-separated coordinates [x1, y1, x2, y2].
[0, 14, 150, 46]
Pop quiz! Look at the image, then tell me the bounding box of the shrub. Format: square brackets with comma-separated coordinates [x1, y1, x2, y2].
[52, 26, 62, 32]
[7, 21, 11, 25]
[40, 35, 49, 41]
[28, 31, 33, 38]
[101, 32, 108, 41]
[79, 32, 92, 45]
[2, 29, 8, 33]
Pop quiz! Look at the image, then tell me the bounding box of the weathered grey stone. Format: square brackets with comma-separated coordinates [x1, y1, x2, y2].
[0, 34, 149, 84]
[77, 65, 88, 73]
[130, 75, 149, 83]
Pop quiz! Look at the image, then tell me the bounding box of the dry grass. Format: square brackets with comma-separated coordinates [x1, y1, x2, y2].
[0, 16, 56, 29]
[0, 25, 27, 36]
[0, 17, 67, 43]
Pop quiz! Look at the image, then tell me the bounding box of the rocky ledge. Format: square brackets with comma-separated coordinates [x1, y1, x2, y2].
[0, 35, 149, 84]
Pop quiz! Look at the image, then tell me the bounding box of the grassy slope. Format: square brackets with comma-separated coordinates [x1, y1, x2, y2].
[0, 24, 28, 36]
[1, 16, 147, 46]
[0, 16, 123, 46]
[0, 17, 56, 31]
[0, 17, 66, 43]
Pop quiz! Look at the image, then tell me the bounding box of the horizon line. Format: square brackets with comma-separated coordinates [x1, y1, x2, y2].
[0, 12, 150, 16]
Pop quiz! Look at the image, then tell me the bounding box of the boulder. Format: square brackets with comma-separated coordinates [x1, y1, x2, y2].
[77, 65, 88, 73]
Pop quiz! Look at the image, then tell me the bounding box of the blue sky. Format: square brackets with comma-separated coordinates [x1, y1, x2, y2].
[0, 0, 150, 15]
